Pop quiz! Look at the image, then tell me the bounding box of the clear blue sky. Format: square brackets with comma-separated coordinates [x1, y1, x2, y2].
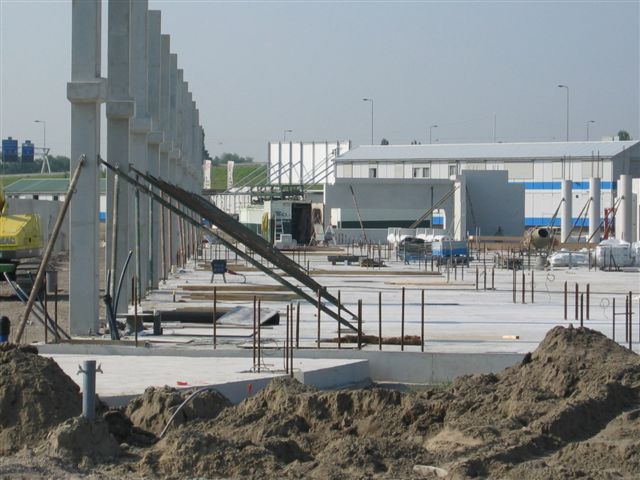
[1, 1, 638, 162]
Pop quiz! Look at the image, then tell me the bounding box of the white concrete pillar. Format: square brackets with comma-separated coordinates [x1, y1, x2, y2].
[168, 56, 181, 267]
[453, 175, 466, 241]
[106, 0, 134, 313]
[130, 0, 151, 297]
[588, 177, 601, 243]
[561, 180, 572, 243]
[67, 0, 106, 335]
[147, 10, 163, 289]
[617, 174, 632, 242]
[158, 35, 171, 280]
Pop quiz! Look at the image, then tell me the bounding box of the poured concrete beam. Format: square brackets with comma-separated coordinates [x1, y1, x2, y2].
[67, 0, 106, 335]
[106, 0, 134, 313]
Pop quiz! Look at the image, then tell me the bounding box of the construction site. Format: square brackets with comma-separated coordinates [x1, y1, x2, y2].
[1, 1, 640, 479]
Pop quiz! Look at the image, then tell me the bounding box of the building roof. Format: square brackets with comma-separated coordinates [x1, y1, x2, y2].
[4, 177, 107, 195]
[335, 140, 640, 162]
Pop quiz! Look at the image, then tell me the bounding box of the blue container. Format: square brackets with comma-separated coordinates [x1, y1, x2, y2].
[21, 140, 35, 162]
[2, 137, 18, 162]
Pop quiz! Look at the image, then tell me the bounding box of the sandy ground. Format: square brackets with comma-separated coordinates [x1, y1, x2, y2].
[1, 326, 639, 479]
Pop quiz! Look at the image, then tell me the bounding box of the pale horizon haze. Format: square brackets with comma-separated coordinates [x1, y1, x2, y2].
[1, 0, 638, 163]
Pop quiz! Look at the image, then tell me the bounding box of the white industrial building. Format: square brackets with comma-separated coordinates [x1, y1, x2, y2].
[333, 141, 640, 240]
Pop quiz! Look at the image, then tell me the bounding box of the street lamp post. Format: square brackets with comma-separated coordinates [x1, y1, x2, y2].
[586, 120, 595, 141]
[362, 98, 373, 144]
[557, 85, 569, 141]
[34, 119, 46, 151]
[283, 129, 292, 142]
[429, 124, 438, 144]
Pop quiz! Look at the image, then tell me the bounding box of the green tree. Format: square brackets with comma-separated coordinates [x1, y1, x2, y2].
[380, 138, 389, 145]
[211, 152, 254, 165]
[618, 130, 631, 141]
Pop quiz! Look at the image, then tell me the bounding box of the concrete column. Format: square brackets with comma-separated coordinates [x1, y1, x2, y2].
[617, 174, 632, 242]
[168, 56, 181, 267]
[147, 10, 163, 288]
[106, 0, 134, 313]
[158, 35, 171, 281]
[453, 175, 466, 241]
[130, 0, 151, 297]
[588, 177, 601, 243]
[67, 0, 106, 335]
[561, 180, 572, 243]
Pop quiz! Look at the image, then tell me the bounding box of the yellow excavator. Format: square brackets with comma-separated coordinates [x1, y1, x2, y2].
[0, 185, 43, 276]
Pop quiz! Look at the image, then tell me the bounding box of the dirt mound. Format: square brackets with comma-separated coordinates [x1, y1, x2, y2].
[45, 416, 121, 464]
[0, 344, 82, 454]
[429, 326, 640, 477]
[125, 386, 232, 436]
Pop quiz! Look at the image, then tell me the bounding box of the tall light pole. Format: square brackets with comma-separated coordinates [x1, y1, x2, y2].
[586, 120, 595, 141]
[429, 124, 438, 144]
[363, 98, 373, 144]
[283, 129, 292, 142]
[558, 84, 569, 141]
[34, 119, 46, 151]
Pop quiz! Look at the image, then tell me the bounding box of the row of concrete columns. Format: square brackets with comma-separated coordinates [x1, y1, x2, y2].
[560, 175, 634, 244]
[68, 0, 204, 335]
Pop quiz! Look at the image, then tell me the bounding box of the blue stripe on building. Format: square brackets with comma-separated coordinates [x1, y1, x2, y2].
[512, 181, 614, 190]
[525, 217, 593, 227]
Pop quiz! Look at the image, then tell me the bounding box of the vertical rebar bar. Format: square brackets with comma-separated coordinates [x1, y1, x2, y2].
[491, 268, 495, 290]
[531, 269, 534, 303]
[134, 280, 138, 347]
[54, 285, 59, 343]
[580, 293, 584, 328]
[257, 299, 261, 373]
[213, 287, 217, 349]
[476, 266, 479, 291]
[357, 299, 362, 350]
[521, 271, 525, 304]
[378, 291, 382, 350]
[285, 305, 289, 373]
[564, 281, 568, 320]
[401, 287, 405, 351]
[317, 289, 321, 349]
[613, 297, 616, 341]
[574, 283, 579, 321]
[296, 301, 300, 349]
[483, 266, 487, 291]
[337, 290, 342, 349]
[421, 289, 425, 353]
[43, 277, 48, 344]
[253, 296, 256, 368]
[586, 283, 590, 319]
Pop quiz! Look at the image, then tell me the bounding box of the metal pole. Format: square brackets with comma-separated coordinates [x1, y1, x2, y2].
[252, 296, 256, 368]
[586, 283, 590, 319]
[54, 285, 59, 343]
[257, 299, 261, 372]
[80, 360, 96, 422]
[531, 269, 534, 303]
[43, 277, 48, 344]
[612, 297, 615, 341]
[564, 281, 568, 320]
[134, 280, 138, 347]
[521, 271, 525, 304]
[575, 283, 579, 321]
[580, 293, 584, 327]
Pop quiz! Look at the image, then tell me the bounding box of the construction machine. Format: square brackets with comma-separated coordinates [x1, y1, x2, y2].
[0, 185, 44, 277]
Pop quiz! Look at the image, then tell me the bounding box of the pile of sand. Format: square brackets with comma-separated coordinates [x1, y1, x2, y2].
[125, 386, 232, 436]
[137, 326, 640, 479]
[0, 344, 81, 454]
[1, 326, 639, 479]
